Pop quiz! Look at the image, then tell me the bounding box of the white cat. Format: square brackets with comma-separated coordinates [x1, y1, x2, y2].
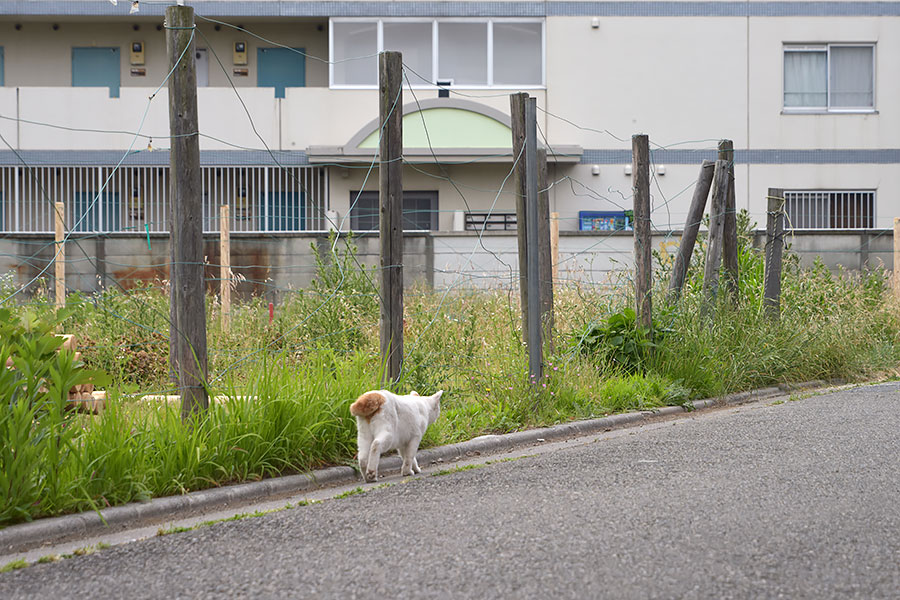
[350, 389, 443, 482]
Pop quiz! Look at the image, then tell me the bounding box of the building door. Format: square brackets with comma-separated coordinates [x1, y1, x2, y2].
[72, 47, 121, 98]
[195, 48, 209, 87]
[257, 47, 305, 98]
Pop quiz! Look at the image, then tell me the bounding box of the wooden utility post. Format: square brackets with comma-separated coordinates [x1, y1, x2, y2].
[379, 51, 403, 384]
[702, 160, 730, 308]
[668, 160, 714, 302]
[54, 202, 65, 310]
[537, 148, 554, 351]
[220, 204, 231, 332]
[524, 98, 543, 380]
[894, 217, 900, 301]
[509, 92, 529, 340]
[719, 139, 739, 301]
[632, 134, 652, 331]
[764, 188, 786, 318]
[166, 4, 208, 419]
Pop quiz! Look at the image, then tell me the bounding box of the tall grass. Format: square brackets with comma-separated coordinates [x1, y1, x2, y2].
[2, 221, 898, 526]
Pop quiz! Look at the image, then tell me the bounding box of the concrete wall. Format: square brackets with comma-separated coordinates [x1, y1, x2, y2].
[1, 230, 893, 301]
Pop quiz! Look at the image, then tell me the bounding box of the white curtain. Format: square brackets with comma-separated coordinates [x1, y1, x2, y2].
[830, 46, 874, 108]
[784, 50, 827, 108]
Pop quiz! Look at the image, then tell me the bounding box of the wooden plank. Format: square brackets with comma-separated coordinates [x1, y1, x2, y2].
[220, 204, 231, 332]
[54, 201, 65, 310]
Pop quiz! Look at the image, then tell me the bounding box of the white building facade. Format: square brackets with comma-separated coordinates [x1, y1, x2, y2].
[0, 1, 896, 246]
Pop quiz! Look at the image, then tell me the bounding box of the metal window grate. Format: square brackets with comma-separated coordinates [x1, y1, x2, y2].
[0, 165, 328, 234]
[784, 190, 875, 229]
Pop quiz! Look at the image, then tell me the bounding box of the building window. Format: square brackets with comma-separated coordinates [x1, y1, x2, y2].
[784, 190, 875, 229]
[330, 18, 544, 88]
[349, 191, 438, 231]
[72, 47, 121, 98]
[784, 44, 874, 111]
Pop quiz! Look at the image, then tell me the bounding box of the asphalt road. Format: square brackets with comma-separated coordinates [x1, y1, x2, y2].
[2, 382, 899, 599]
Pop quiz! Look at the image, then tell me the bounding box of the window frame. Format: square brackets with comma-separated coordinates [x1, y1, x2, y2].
[783, 189, 876, 230]
[329, 17, 545, 90]
[782, 43, 876, 113]
[349, 190, 439, 232]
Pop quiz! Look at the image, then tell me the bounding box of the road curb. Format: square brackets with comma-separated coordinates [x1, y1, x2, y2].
[0, 379, 836, 555]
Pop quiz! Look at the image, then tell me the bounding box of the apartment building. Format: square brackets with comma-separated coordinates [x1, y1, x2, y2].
[0, 1, 896, 288]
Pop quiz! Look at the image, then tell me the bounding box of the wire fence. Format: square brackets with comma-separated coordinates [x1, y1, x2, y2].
[0, 11, 894, 397]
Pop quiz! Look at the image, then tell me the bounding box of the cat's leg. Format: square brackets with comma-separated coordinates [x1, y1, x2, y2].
[400, 437, 422, 476]
[365, 435, 388, 482]
[357, 433, 370, 479]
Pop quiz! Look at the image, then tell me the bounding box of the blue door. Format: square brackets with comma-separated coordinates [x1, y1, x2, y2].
[74, 192, 120, 232]
[261, 191, 304, 231]
[257, 48, 305, 98]
[72, 47, 121, 98]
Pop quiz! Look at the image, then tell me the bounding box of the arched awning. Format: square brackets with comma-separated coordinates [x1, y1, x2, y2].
[306, 98, 582, 164]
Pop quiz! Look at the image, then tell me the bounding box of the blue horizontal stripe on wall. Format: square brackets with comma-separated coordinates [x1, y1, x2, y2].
[583, 148, 900, 164]
[1, 149, 898, 166]
[0, 150, 310, 167]
[1, 1, 899, 18]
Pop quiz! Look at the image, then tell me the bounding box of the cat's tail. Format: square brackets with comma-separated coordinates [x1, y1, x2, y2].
[350, 391, 386, 418]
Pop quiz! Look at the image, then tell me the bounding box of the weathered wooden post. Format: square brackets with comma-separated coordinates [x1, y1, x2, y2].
[894, 216, 900, 301]
[702, 160, 730, 310]
[537, 148, 554, 351]
[524, 98, 543, 380]
[166, 4, 208, 418]
[764, 188, 786, 318]
[379, 51, 403, 384]
[54, 201, 65, 310]
[632, 134, 652, 331]
[220, 204, 231, 332]
[719, 140, 739, 302]
[510, 92, 529, 341]
[668, 160, 714, 301]
[550, 211, 560, 287]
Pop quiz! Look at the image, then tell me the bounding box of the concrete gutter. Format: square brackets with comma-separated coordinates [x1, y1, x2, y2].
[0, 380, 833, 555]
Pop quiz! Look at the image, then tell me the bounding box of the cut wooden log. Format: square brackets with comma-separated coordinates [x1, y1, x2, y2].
[59, 334, 78, 352]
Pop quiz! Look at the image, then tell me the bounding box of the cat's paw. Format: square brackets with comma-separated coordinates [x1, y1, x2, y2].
[364, 470, 377, 483]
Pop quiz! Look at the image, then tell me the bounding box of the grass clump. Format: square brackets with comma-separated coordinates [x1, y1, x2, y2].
[1, 213, 897, 528]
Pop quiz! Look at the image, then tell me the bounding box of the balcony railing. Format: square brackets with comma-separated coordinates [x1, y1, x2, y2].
[0, 164, 329, 234]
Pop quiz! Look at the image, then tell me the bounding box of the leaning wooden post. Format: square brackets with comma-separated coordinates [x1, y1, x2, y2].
[509, 92, 529, 341]
[719, 140, 739, 302]
[54, 201, 65, 310]
[632, 134, 652, 331]
[537, 148, 554, 352]
[167, 4, 208, 418]
[702, 160, 730, 310]
[550, 211, 560, 287]
[220, 204, 231, 332]
[764, 188, 786, 318]
[894, 216, 900, 301]
[379, 51, 404, 385]
[668, 160, 714, 302]
[524, 98, 543, 380]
